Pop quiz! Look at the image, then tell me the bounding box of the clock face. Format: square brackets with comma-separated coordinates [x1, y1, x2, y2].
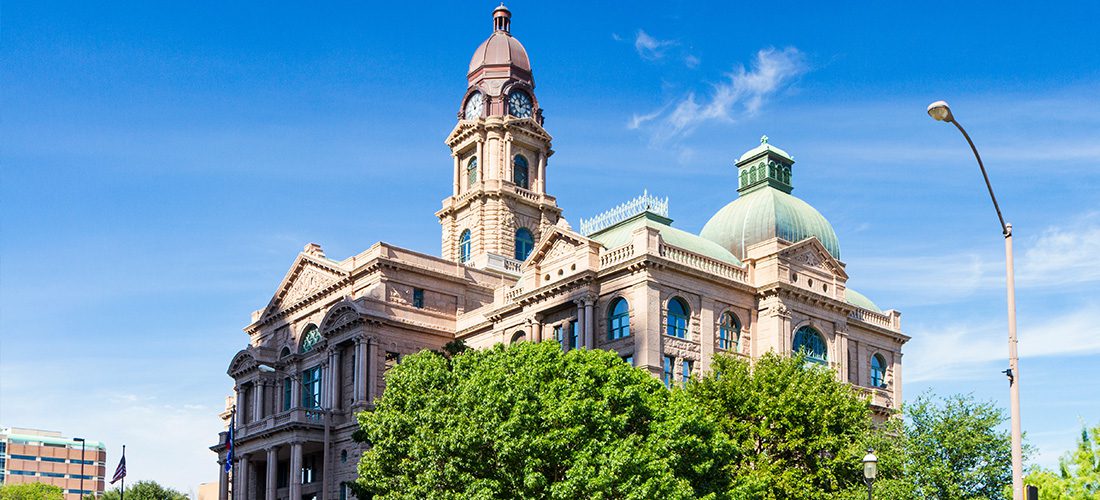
[508, 91, 533, 118]
[464, 93, 483, 120]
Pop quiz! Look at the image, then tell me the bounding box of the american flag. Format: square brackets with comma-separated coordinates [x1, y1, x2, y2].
[110, 453, 126, 484]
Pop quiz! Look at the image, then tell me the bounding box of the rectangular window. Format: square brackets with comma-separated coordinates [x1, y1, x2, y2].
[42, 472, 65, 478]
[301, 366, 322, 409]
[413, 288, 425, 308]
[10, 454, 36, 461]
[554, 325, 564, 345]
[41, 457, 66, 463]
[283, 377, 292, 411]
[385, 351, 400, 373]
[662, 356, 673, 388]
[11, 470, 36, 476]
[570, 321, 579, 349]
[682, 360, 693, 386]
[622, 354, 633, 366]
[277, 460, 289, 488]
[71, 475, 92, 480]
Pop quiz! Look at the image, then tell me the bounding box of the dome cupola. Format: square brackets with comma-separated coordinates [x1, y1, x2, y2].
[700, 136, 841, 260]
[467, 4, 533, 87]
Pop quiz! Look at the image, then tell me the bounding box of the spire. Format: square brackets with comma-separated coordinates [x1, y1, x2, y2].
[493, 4, 511, 33]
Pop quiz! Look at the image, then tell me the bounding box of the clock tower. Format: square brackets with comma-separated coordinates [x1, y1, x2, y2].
[438, 5, 561, 272]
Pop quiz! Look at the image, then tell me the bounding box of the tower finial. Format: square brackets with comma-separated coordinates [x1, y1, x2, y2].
[493, 4, 512, 33]
[760, 134, 769, 144]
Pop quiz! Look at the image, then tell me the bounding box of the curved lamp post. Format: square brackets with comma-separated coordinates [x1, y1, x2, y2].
[927, 100, 1023, 500]
[862, 449, 878, 500]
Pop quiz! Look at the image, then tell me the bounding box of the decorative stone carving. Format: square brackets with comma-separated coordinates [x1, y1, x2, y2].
[283, 266, 338, 307]
[545, 238, 574, 261]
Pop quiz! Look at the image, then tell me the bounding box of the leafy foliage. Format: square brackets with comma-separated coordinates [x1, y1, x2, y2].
[687, 352, 873, 499]
[353, 341, 726, 499]
[0, 483, 64, 500]
[904, 393, 1014, 500]
[1025, 421, 1100, 499]
[92, 480, 188, 500]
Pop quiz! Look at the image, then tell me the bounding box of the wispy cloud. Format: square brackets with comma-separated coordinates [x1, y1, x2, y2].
[904, 303, 1100, 382]
[854, 212, 1100, 303]
[634, 29, 676, 61]
[630, 47, 808, 144]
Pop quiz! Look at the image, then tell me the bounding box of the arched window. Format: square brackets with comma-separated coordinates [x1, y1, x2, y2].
[511, 331, 526, 344]
[739, 170, 748, 186]
[466, 157, 478, 187]
[299, 324, 322, 354]
[514, 228, 534, 261]
[459, 230, 472, 263]
[750, 166, 758, 183]
[793, 326, 827, 364]
[665, 297, 689, 339]
[280, 346, 291, 358]
[513, 155, 529, 189]
[871, 354, 887, 388]
[718, 312, 741, 351]
[608, 298, 630, 340]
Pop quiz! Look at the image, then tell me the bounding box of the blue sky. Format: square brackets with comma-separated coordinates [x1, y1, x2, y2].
[2, 0, 1099, 492]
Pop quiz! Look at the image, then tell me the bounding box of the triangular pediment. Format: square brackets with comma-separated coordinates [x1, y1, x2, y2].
[259, 253, 350, 322]
[525, 226, 588, 269]
[780, 238, 848, 279]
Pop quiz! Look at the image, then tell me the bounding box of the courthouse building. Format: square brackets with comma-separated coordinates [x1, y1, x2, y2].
[212, 5, 909, 500]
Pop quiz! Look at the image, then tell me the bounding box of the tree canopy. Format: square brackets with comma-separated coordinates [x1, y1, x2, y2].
[1025, 422, 1100, 499]
[91, 480, 188, 500]
[0, 483, 64, 500]
[353, 341, 1028, 499]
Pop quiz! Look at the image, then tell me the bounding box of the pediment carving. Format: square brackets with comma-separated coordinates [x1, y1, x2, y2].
[545, 238, 575, 261]
[780, 239, 847, 279]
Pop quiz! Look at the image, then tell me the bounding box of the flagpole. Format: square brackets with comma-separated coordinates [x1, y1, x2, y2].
[120, 445, 125, 500]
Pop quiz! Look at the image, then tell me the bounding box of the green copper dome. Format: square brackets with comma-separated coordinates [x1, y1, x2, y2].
[700, 137, 840, 261]
[700, 187, 841, 260]
[845, 288, 882, 312]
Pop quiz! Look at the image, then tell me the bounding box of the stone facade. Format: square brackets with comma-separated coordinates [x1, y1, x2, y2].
[211, 6, 908, 500]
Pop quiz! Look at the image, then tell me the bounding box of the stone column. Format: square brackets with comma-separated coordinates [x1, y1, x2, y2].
[561, 322, 571, 353]
[332, 348, 342, 411]
[235, 386, 244, 424]
[537, 151, 546, 193]
[218, 460, 228, 500]
[253, 381, 264, 423]
[699, 298, 716, 374]
[266, 448, 277, 500]
[584, 296, 595, 349]
[475, 139, 484, 183]
[290, 373, 300, 409]
[532, 315, 543, 343]
[289, 442, 303, 500]
[353, 338, 364, 404]
[452, 153, 460, 195]
[238, 454, 250, 500]
[574, 300, 585, 349]
[367, 338, 379, 403]
[504, 134, 513, 182]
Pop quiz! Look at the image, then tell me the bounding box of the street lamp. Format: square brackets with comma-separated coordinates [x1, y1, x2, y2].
[862, 449, 878, 500]
[927, 100, 1023, 500]
[73, 437, 86, 500]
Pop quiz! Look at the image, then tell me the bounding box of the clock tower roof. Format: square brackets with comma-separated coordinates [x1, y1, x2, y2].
[468, 4, 533, 89]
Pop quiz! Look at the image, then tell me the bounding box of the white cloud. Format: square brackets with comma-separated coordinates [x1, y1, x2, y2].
[1016, 212, 1100, 287]
[684, 54, 701, 68]
[634, 29, 675, 61]
[631, 47, 808, 144]
[904, 303, 1100, 382]
[853, 213, 1100, 304]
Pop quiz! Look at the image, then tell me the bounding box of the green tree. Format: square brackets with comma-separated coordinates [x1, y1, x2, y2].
[353, 341, 728, 499]
[0, 483, 64, 500]
[1025, 422, 1100, 499]
[91, 480, 188, 500]
[905, 392, 1014, 500]
[687, 353, 876, 499]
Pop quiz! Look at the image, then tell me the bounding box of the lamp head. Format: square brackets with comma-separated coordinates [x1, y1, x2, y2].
[927, 101, 954, 122]
[73, 437, 85, 442]
[862, 449, 879, 481]
[258, 364, 277, 373]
